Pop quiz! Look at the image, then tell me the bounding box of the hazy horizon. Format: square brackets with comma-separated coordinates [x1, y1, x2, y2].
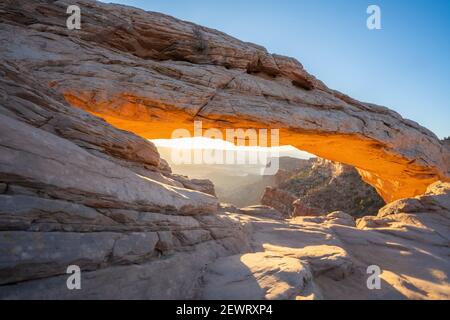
[152, 137, 315, 161]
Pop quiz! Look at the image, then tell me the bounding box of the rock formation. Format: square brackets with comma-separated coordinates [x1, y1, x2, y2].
[261, 187, 298, 217]
[0, 9, 248, 297]
[160, 154, 314, 208]
[262, 158, 385, 217]
[201, 182, 450, 300]
[1, 0, 447, 202]
[157, 147, 270, 208]
[238, 205, 284, 220]
[0, 0, 449, 300]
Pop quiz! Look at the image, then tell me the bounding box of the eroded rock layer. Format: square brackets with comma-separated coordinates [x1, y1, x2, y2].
[1, 0, 448, 202]
[0, 0, 449, 300]
[262, 158, 386, 217]
[0, 38, 249, 299]
[203, 182, 450, 300]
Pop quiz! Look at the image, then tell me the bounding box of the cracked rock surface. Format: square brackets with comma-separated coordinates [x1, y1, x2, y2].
[1, 0, 448, 202]
[201, 184, 450, 300]
[0, 0, 449, 299]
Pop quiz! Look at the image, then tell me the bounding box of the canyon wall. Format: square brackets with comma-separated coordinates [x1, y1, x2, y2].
[0, 39, 248, 300]
[262, 158, 385, 217]
[1, 0, 448, 202]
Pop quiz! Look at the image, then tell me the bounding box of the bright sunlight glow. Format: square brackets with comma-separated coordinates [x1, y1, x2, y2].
[151, 137, 314, 159]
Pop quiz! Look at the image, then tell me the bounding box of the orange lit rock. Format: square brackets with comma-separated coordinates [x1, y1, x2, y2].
[0, 0, 449, 300]
[1, 0, 449, 203]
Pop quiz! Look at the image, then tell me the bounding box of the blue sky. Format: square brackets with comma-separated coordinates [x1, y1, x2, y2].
[102, 0, 449, 138]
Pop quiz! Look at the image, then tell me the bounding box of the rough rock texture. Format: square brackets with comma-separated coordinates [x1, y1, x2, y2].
[1, 0, 447, 202]
[200, 183, 450, 300]
[0, 0, 449, 300]
[286, 158, 385, 217]
[261, 158, 385, 217]
[0, 101, 249, 297]
[358, 181, 450, 234]
[268, 157, 317, 186]
[238, 205, 283, 219]
[0, 10, 249, 298]
[261, 187, 298, 217]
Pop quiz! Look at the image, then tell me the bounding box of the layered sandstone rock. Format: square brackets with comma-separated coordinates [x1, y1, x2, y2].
[0, 36, 248, 299]
[261, 187, 298, 217]
[261, 158, 385, 217]
[238, 205, 283, 219]
[201, 183, 450, 300]
[0, 0, 449, 300]
[290, 159, 385, 217]
[1, 0, 448, 202]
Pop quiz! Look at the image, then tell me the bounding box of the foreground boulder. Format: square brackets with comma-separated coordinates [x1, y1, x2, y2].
[202, 182, 450, 300]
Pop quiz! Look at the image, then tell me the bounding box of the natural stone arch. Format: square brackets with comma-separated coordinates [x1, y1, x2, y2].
[64, 91, 449, 203]
[2, 0, 450, 302]
[1, 0, 448, 203]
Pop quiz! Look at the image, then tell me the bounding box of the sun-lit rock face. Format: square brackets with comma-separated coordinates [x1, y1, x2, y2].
[0, 40, 249, 300]
[262, 158, 386, 217]
[0, 0, 449, 301]
[1, 0, 449, 203]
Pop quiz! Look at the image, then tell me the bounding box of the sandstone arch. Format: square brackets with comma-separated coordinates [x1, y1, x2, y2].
[1, 0, 450, 301]
[1, 0, 449, 203]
